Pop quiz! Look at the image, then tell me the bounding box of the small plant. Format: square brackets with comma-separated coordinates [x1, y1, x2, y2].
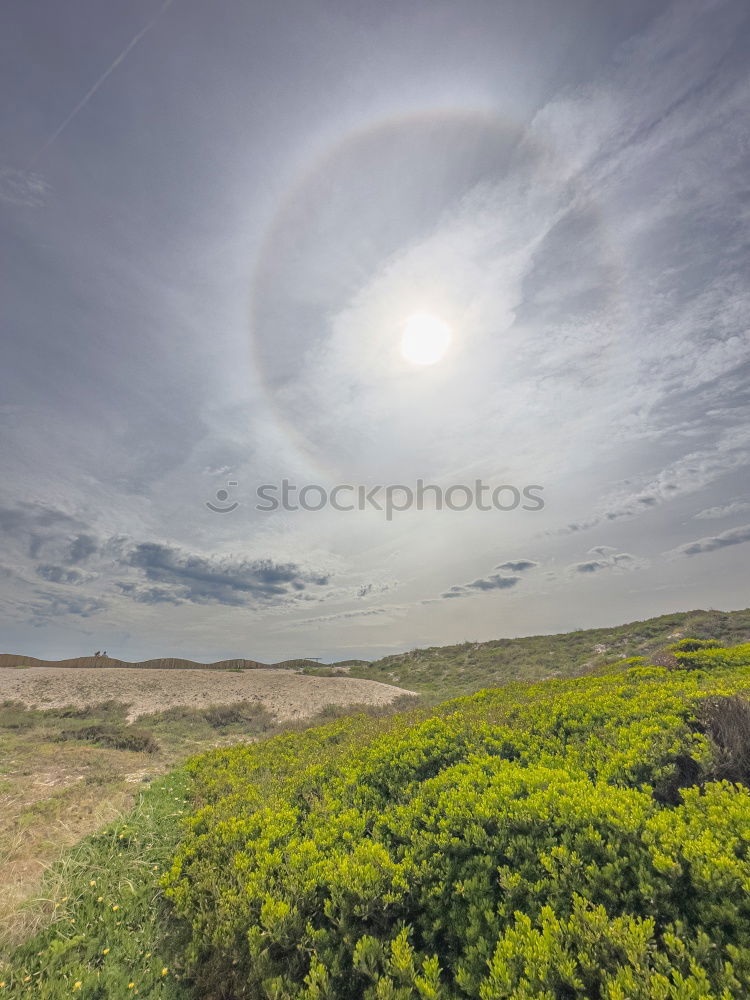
[671, 640, 750, 671]
[150, 700, 276, 732]
[57, 724, 160, 754]
[650, 647, 679, 669]
[672, 637, 723, 652]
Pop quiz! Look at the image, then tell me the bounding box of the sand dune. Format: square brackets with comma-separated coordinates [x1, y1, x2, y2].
[0, 666, 415, 722]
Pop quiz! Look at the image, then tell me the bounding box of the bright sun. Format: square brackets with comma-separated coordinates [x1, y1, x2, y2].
[400, 313, 452, 366]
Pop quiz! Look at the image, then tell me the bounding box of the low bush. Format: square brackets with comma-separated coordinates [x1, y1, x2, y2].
[0, 700, 37, 730]
[650, 648, 679, 669]
[148, 700, 276, 733]
[200, 702, 273, 729]
[671, 640, 750, 670]
[52, 700, 129, 721]
[671, 638, 723, 653]
[57, 724, 160, 754]
[698, 694, 750, 785]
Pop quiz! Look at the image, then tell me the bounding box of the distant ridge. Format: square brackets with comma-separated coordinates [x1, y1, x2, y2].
[5, 609, 749, 688]
[0, 654, 354, 671]
[342, 607, 750, 698]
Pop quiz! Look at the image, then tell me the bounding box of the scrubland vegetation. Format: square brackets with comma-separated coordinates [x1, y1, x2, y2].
[3, 622, 750, 997]
[0, 696, 412, 958]
[0, 697, 279, 955]
[345, 607, 750, 697]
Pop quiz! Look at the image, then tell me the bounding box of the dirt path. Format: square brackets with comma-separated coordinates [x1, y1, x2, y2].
[0, 667, 415, 722]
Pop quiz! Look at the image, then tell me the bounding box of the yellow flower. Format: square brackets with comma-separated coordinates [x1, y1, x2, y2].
[144, 953, 151, 958]
[102, 948, 110, 955]
[161, 967, 168, 976]
[73, 984, 82, 991]
[128, 983, 135, 990]
[89, 879, 96, 886]
[112, 904, 119, 911]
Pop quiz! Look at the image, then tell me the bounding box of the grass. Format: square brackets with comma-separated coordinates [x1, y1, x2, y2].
[0, 695, 416, 960]
[0, 772, 193, 997]
[0, 698, 278, 957]
[0, 696, 420, 994]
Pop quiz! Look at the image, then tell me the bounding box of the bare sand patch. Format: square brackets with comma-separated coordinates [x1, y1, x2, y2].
[0, 666, 415, 722]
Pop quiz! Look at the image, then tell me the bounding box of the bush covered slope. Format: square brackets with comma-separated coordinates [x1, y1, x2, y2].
[7, 638, 750, 999]
[347, 608, 750, 697]
[163, 641, 750, 999]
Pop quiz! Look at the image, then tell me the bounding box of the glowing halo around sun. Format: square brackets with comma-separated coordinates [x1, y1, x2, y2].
[400, 313, 452, 366]
[246, 107, 623, 476]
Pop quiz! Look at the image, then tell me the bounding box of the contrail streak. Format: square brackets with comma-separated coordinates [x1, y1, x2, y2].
[34, 0, 175, 160]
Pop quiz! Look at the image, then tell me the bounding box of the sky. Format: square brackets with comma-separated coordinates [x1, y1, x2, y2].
[1, 0, 749, 662]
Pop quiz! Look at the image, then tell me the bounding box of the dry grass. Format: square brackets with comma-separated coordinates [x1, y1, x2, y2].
[0, 733, 142, 951]
[0, 668, 416, 956]
[699, 694, 750, 785]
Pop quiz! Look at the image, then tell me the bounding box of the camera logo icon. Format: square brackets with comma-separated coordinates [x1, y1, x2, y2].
[206, 481, 240, 513]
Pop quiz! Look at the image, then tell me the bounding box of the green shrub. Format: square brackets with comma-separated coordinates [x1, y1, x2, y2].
[671, 641, 750, 671]
[671, 638, 723, 653]
[163, 641, 750, 999]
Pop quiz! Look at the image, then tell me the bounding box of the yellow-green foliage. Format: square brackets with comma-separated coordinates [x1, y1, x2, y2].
[671, 640, 750, 671]
[7, 642, 750, 998]
[164, 644, 750, 999]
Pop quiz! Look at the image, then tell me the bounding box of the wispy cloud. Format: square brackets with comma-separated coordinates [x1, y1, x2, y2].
[0, 502, 332, 615]
[557, 427, 750, 536]
[694, 499, 750, 520]
[29, 592, 107, 623]
[441, 573, 521, 599]
[0, 166, 49, 207]
[288, 605, 407, 626]
[35, 565, 93, 586]
[570, 546, 640, 574]
[496, 559, 538, 572]
[669, 523, 750, 558]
